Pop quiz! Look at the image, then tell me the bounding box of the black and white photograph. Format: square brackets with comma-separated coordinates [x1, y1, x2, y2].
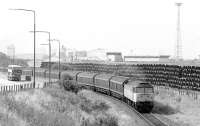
[0, 0, 200, 126]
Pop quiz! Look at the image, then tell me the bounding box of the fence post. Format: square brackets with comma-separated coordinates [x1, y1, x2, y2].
[16, 85, 18, 92]
[18, 85, 20, 91]
[3, 86, 4, 94]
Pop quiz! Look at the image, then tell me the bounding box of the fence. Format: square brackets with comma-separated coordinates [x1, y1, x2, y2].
[0, 83, 34, 93]
[43, 80, 59, 88]
[154, 85, 200, 102]
[0, 79, 59, 94]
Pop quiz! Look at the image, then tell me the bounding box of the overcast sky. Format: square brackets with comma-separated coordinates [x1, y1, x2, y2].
[0, 0, 200, 59]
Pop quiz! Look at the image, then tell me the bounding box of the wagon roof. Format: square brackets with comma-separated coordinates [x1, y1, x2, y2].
[62, 71, 82, 76]
[78, 72, 99, 78]
[110, 76, 129, 84]
[95, 74, 114, 80]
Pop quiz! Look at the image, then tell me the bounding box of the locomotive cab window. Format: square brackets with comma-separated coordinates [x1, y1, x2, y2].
[145, 88, 153, 93]
[136, 88, 145, 93]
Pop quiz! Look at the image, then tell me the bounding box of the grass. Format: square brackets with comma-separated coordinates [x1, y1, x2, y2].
[152, 101, 179, 115]
[79, 96, 110, 114]
[0, 83, 119, 126]
[154, 87, 200, 126]
[81, 113, 118, 126]
[2, 94, 74, 126]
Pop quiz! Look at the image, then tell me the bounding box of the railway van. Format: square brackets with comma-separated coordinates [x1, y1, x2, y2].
[109, 76, 129, 99]
[94, 74, 114, 94]
[77, 72, 99, 89]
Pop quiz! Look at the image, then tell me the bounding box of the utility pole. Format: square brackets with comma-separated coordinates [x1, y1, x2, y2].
[175, 3, 183, 61]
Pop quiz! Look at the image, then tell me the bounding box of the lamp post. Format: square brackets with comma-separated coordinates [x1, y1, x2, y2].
[50, 39, 61, 80]
[9, 8, 36, 88]
[33, 31, 51, 84]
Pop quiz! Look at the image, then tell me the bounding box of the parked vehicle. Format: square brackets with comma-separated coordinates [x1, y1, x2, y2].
[7, 65, 22, 81]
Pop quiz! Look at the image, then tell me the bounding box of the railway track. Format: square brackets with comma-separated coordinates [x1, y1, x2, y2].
[94, 91, 168, 126]
[143, 113, 169, 126]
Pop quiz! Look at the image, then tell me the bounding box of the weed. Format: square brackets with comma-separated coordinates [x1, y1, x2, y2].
[175, 96, 182, 103]
[152, 101, 179, 115]
[2, 94, 74, 126]
[80, 96, 110, 114]
[81, 113, 118, 126]
[92, 100, 110, 112]
[61, 80, 79, 93]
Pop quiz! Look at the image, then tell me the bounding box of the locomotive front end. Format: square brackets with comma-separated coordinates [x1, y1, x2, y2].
[134, 86, 154, 112]
[124, 81, 154, 113]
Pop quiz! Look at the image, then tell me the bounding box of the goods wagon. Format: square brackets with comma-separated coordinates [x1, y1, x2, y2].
[77, 72, 99, 89]
[110, 76, 129, 99]
[94, 74, 114, 94]
[61, 71, 82, 81]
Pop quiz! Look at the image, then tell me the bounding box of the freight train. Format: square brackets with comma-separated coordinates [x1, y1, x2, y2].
[61, 71, 154, 113]
[22, 68, 154, 113]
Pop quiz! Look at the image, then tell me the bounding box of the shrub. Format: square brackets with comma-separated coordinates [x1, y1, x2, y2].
[152, 101, 179, 114]
[81, 114, 118, 126]
[80, 96, 110, 114]
[154, 90, 159, 95]
[175, 96, 182, 103]
[94, 114, 118, 126]
[80, 97, 93, 113]
[3, 94, 74, 126]
[60, 72, 73, 81]
[62, 80, 79, 93]
[59, 71, 79, 93]
[92, 100, 110, 112]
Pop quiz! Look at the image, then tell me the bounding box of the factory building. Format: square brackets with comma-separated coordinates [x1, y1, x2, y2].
[124, 55, 170, 62]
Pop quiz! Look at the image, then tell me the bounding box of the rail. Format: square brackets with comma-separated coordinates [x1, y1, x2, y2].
[94, 91, 165, 126]
[143, 113, 169, 126]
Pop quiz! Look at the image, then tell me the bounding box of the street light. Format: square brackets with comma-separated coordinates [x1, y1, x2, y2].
[40, 43, 51, 82]
[50, 39, 61, 80]
[9, 8, 36, 88]
[31, 31, 51, 84]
